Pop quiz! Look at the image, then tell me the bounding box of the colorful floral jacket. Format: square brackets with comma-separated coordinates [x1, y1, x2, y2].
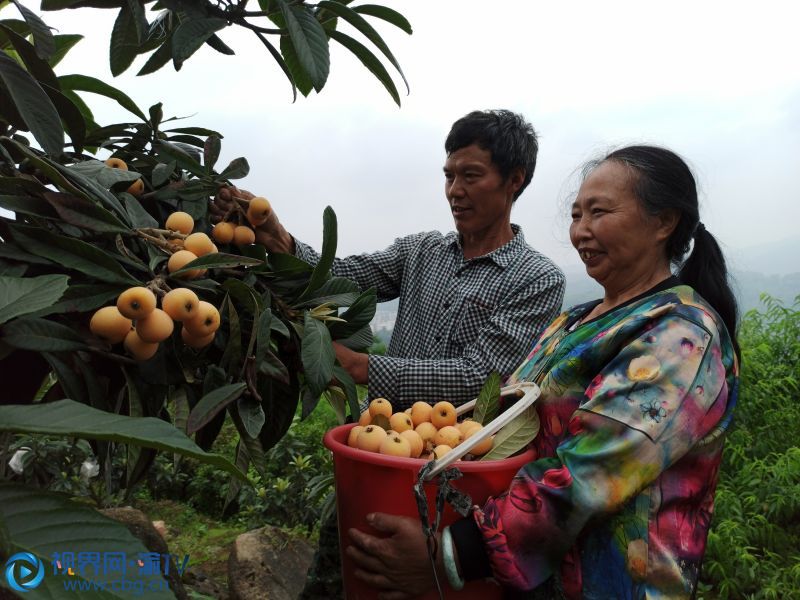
[468, 284, 738, 598]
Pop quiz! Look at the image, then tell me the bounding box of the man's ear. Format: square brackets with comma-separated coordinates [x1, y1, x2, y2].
[507, 167, 526, 197]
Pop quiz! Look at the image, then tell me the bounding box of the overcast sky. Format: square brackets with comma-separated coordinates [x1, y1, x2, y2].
[42, 0, 800, 277]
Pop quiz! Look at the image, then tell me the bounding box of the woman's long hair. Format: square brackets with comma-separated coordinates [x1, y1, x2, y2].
[603, 145, 740, 357]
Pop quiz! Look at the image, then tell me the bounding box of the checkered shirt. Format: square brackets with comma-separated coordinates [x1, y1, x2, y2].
[295, 225, 565, 410]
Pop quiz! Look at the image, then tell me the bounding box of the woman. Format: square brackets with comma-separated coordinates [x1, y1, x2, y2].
[346, 145, 740, 598]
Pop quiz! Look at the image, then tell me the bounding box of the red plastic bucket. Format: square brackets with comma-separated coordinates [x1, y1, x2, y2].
[323, 423, 535, 599]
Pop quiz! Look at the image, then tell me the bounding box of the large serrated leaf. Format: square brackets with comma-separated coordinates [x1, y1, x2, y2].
[276, 0, 330, 92]
[328, 30, 400, 106]
[0, 53, 63, 156]
[44, 191, 131, 234]
[299, 206, 336, 300]
[332, 364, 360, 420]
[328, 287, 377, 338]
[1, 317, 88, 351]
[170, 252, 264, 277]
[8, 223, 139, 286]
[109, 4, 140, 76]
[0, 274, 68, 325]
[28, 283, 121, 318]
[473, 372, 501, 425]
[58, 73, 146, 121]
[301, 311, 335, 396]
[171, 17, 227, 68]
[11, 0, 56, 59]
[352, 4, 413, 34]
[0, 399, 247, 481]
[218, 156, 249, 180]
[479, 405, 540, 461]
[0, 483, 173, 600]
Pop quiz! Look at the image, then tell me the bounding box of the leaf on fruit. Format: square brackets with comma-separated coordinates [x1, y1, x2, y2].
[479, 405, 540, 462]
[0, 274, 68, 325]
[473, 371, 501, 426]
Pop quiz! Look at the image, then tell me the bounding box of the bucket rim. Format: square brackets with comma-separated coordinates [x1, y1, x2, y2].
[323, 423, 535, 472]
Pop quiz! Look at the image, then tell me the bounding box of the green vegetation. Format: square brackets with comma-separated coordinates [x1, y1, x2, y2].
[698, 295, 800, 598]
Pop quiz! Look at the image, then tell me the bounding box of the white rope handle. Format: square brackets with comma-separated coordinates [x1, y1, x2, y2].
[422, 382, 541, 481]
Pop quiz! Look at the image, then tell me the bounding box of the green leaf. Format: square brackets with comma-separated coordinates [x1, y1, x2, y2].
[48, 33, 83, 68]
[336, 323, 373, 351]
[218, 156, 249, 180]
[0, 54, 63, 156]
[151, 160, 175, 187]
[299, 205, 337, 300]
[0, 23, 59, 89]
[187, 382, 247, 434]
[332, 364, 360, 419]
[254, 308, 273, 368]
[204, 134, 221, 172]
[0, 399, 248, 480]
[352, 4, 413, 34]
[0, 193, 59, 219]
[155, 139, 206, 177]
[472, 371, 501, 425]
[28, 283, 120, 318]
[252, 32, 297, 102]
[280, 31, 314, 97]
[1, 317, 88, 351]
[137, 34, 173, 76]
[205, 32, 235, 56]
[170, 252, 264, 277]
[317, 1, 408, 92]
[171, 17, 227, 68]
[276, 0, 330, 91]
[0, 483, 174, 600]
[301, 311, 335, 396]
[480, 405, 540, 461]
[0, 274, 68, 325]
[109, 4, 140, 76]
[237, 397, 265, 438]
[58, 73, 146, 121]
[329, 287, 377, 338]
[11, 0, 56, 59]
[8, 223, 139, 286]
[328, 29, 400, 106]
[44, 190, 131, 233]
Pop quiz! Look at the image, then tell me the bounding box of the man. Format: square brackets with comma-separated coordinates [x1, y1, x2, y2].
[213, 109, 565, 410]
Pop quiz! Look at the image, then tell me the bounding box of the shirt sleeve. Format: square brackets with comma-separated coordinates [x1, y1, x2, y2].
[294, 236, 413, 302]
[368, 268, 565, 410]
[467, 313, 731, 591]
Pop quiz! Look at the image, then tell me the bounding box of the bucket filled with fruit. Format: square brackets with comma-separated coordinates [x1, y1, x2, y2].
[324, 382, 541, 599]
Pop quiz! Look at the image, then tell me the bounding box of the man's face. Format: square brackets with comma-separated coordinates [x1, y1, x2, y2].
[443, 144, 519, 239]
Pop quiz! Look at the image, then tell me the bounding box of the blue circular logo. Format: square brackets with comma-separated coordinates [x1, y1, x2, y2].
[5, 552, 44, 593]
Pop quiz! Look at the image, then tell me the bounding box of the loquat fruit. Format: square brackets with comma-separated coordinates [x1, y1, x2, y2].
[135, 308, 174, 343]
[379, 432, 412, 458]
[432, 444, 453, 460]
[183, 301, 221, 337]
[465, 427, 493, 456]
[123, 329, 159, 361]
[389, 412, 414, 433]
[181, 327, 215, 349]
[431, 401, 457, 429]
[457, 419, 482, 437]
[233, 225, 256, 246]
[410, 401, 433, 427]
[212, 221, 235, 244]
[415, 422, 438, 446]
[89, 306, 132, 344]
[246, 196, 271, 226]
[356, 425, 387, 453]
[117, 286, 157, 320]
[165, 211, 194, 235]
[126, 178, 144, 196]
[168, 250, 201, 279]
[184, 232, 215, 257]
[161, 287, 200, 321]
[434, 425, 463, 449]
[368, 398, 392, 418]
[347, 425, 365, 448]
[399, 429, 424, 458]
[105, 157, 128, 170]
[357, 410, 372, 426]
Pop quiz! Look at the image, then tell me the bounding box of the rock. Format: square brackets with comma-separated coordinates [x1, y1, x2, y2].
[183, 566, 230, 600]
[101, 506, 189, 600]
[228, 526, 314, 600]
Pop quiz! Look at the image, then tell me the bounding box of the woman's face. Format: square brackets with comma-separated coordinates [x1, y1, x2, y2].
[570, 161, 672, 293]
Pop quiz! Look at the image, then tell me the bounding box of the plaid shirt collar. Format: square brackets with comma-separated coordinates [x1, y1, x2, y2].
[444, 223, 526, 268]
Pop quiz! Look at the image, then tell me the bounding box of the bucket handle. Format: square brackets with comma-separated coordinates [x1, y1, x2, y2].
[422, 382, 541, 481]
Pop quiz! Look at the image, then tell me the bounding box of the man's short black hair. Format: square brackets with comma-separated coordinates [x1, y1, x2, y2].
[445, 109, 538, 201]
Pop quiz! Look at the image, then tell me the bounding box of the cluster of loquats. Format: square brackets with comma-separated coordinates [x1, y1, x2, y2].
[162, 211, 219, 280]
[348, 398, 493, 460]
[211, 196, 271, 246]
[89, 286, 221, 361]
[104, 157, 144, 197]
